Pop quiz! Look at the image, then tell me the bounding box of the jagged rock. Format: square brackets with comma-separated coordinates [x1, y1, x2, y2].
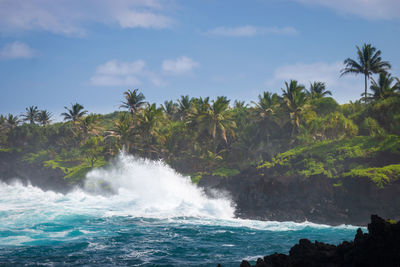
[241, 215, 400, 267]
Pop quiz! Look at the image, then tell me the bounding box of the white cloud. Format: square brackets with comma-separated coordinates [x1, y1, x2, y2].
[0, 41, 35, 59]
[91, 75, 142, 87]
[293, 0, 400, 20]
[0, 0, 173, 36]
[90, 59, 164, 87]
[162, 56, 200, 74]
[117, 10, 173, 29]
[206, 25, 298, 37]
[266, 61, 365, 103]
[96, 60, 146, 76]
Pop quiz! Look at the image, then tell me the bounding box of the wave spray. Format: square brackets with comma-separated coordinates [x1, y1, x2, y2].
[83, 152, 235, 219]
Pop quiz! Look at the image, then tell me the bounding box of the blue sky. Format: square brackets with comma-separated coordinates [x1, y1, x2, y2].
[0, 0, 399, 118]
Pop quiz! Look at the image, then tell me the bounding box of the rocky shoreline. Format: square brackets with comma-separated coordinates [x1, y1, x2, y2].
[199, 168, 400, 226]
[237, 215, 400, 267]
[1, 151, 400, 226]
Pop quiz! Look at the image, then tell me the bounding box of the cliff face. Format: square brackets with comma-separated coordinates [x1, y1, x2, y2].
[0, 151, 72, 193]
[199, 168, 400, 225]
[239, 215, 400, 267]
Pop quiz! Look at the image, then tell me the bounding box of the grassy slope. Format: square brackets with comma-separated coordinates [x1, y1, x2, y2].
[258, 135, 400, 188]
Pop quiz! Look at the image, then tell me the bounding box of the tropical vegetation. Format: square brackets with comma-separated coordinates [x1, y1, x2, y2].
[1, 43, 400, 187]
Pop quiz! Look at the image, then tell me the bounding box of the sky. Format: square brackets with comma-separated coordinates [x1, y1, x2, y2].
[0, 0, 399, 118]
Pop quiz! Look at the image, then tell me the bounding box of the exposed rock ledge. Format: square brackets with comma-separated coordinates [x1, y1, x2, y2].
[238, 215, 400, 267]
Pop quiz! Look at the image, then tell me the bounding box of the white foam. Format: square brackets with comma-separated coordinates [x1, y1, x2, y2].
[83, 153, 235, 219]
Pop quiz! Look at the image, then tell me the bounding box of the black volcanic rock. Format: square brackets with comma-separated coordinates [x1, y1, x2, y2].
[239, 215, 400, 267]
[199, 169, 400, 225]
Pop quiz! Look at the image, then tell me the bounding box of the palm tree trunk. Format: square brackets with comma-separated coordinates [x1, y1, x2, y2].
[364, 74, 368, 103]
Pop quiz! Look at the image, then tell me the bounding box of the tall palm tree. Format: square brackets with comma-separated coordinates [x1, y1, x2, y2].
[36, 110, 52, 126]
[252, 91, 280, 145]
[307, 81, 332, 99]
[341, 43, 391, 101]
[61, 103, 88, 123]
[120, 89, 146, 115]
[21, 106, 39, 124]
[369, 73, 399, 100]
[196, 96, 236, 144]
[282, 80, 308, 137]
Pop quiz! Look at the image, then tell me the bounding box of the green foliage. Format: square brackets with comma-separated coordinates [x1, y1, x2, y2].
[64, 158, 107, 183]
[43, 156, 106, 183]
[343, 164, 400, 188]
[298, 160, 330, 178]
[310, 97, 339, 116]
[259, 135, 400, 185]
[190, 172, 204, 184]
[22, 150, 53, 164]
[81, 136, 104, 167]
[371, 97, 400, 134]
[362, 117, 386, 137]
[212, 167, 240, 178]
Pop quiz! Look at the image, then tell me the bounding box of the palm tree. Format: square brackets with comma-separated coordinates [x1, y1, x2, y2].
[192, 97, 211, 114]
[120, 89, 146, 115]
[177, 95, 192, 121]
[369, 73, 399, 100]
[36, 110, 52, 126]
[107, 113, 133, 152]
[79, 114, 100, 139]
[233, 100, 248, 109]
[162, 100, 178, 118]
[6, 114, 20, 129]
[282, 80, 308, 137]
[136, 103, 163, 157]
[21, 106, 39, 124]
[196, 96, 236, 144]
[307, 82, 332, 99]
[341, 43, 391, 102]
[252, 91, 280, 146]
[61, 103, 88, 123]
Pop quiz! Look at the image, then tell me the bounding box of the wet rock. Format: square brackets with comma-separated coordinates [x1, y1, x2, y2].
[241, 215, 400, 267]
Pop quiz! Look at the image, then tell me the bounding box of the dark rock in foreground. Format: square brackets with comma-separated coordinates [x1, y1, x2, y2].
[239, 215, 400, 267]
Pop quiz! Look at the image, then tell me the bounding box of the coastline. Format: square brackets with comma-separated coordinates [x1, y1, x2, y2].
[1, 152, 399, 226]
[238, 215, 400, 267]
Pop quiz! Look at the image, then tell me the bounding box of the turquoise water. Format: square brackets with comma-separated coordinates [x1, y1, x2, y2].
[0, 155, 359, 266]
